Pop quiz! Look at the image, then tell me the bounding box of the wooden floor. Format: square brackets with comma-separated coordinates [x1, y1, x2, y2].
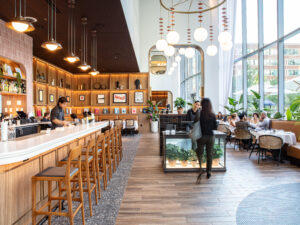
[116, 133, 300, 225]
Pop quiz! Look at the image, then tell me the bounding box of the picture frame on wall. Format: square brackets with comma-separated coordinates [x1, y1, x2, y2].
[49, 94, 54, 103]
[38, 90, 43, 102]
[134, 91, 144, 103]
[79, 95, 85, 101]
[66, 96, 70, 102]
[97, 94, 105, 104]
[113, 93, 127, 103]
[114, 108, 120, 114]
[121, 108, 126, 114]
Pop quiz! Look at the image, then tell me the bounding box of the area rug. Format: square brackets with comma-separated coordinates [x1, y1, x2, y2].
[236, 183, 300, 225]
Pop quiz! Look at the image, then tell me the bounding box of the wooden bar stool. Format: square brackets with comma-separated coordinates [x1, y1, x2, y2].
[104, 130, 113, 181]
[96, 133, 107, 191]
[32, 146, 85, 225]
[117, 125, 123, 161]
[58, 139, 98, 216]
[109, 128, 117, 172]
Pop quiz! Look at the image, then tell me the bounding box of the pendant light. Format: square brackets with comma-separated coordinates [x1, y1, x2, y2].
[194, 2, 208, 42]
[166, 2, 180, 45]
[89, 30, 99, 76]
[207, 25, 218, 56]
[156, 5, 168, 51]
[64, 0, 80, 63]
[185, 15, 195, 59]
[6, 0, 37, 32]
[78, 17, 91, 71]
[41, 0, 62, 51]
[218, 7, 232, 45]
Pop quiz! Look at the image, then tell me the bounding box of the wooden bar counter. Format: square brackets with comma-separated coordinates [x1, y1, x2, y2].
[0, 122, 108, 225]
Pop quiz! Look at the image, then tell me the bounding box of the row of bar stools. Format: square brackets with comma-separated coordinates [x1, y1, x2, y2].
[32, 146, 85, 225]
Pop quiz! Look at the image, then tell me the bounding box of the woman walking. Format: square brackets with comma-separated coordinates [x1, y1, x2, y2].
[194, 98, 217, 184]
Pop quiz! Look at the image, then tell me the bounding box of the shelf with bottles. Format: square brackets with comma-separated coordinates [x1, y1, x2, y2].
[0, 79, 26, 95]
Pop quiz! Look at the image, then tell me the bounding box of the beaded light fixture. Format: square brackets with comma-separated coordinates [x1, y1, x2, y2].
[166, 1, 180, 45]
[207, 25, 218, 56]
[156, 5, 168, 51]
[194, 2, 208, 42]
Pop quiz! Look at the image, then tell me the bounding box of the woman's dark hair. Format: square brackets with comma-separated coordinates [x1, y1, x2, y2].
[71, 113, 77, 119]
[201, 98, 214, 120]
[253, 112, 259, 118]
[57, 97, 67, 106]
[83, 112, 89, 117]
[231, 114, 236, 119]
[194, 100, 200, 103]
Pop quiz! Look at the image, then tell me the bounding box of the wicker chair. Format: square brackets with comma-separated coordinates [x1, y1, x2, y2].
[258, 135, 283, 164]
[234, 129, 252, 151]
[248, 130, 259, 159]
[217, 124, 231, 143]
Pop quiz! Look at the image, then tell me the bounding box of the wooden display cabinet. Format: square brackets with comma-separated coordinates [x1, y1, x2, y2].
[110, 74, 129, 90]
[47, 86, 57, 106]
[91, 74, 110, 90]
[48, 66, 57, 86]
[129, 73, 148, 90]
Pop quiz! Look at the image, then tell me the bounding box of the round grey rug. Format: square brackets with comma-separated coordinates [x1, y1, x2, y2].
[236, 183, 300, 225]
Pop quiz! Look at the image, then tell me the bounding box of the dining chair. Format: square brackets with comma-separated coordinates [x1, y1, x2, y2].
[248, 130, 259, 159]
[258, 135, 283, 165]
[234, 129, 252, 151]
[217, 124, 231, 144]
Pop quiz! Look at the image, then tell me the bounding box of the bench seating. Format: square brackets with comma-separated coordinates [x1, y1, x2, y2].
[270, 120, 300, 162]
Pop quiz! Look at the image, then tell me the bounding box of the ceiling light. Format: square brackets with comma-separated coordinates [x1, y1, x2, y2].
[175, 55, 181, 62]
[89, 30, 100, 74]
[194, 27, 208, 42]
[218, 31, 232, 44]
[207, 45, 218, 56]
[164, 45, 175, 56]
[179, 48, 186, 55]
[89, 68, 99, 76]
[156, 39, 168, 51]
[41, 39, 62, 51]
[78, 17, 91, 71]
[166, 30, 180, 45]
[185, 47, 195, 58]
[64, 54, 80, 63]
[220, 41, 233, 51]
[6, 17, 35, 33]
[78, 63, 91, 71]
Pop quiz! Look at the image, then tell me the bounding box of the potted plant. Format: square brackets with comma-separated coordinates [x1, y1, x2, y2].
[166, 144, 178, 167]
[147, 100, 161, 133]
[273, 112, 284, 120]
[189, 149, 198, 168]
[174, 97, 186, 114]
[212, 144, 223, 167]
[178, 149, 190, 167]
[224, 95, 243, 115]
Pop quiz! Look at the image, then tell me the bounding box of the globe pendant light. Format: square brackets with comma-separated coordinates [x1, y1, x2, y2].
[41, 0, 62, 51]
[64, 0, 80, 63]
[166, 6, 180, 44]
[185, 47, 195, 58]
[194, 2, 208, 42]
[6, 0, 36, 32]
[89, 30, 99, 75]
[78, 17, 91, 71]
[175, 55, 181, 62]
[220, 40, 233, 51]
[179, 48, 186, 55]
[172, 62, 177, 67]
[156, 39, 168, 51]
[218, 7, 232, 45]
[218, 31, 232, 44]
[207, 45, 218, 56]
[164, 45, 175, 57]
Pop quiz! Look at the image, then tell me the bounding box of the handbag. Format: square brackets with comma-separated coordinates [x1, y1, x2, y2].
[189, 111, 202, 141]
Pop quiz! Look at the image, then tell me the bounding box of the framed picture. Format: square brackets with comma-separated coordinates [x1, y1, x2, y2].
[38, 90, 43, 102]
[131, 108, 137, 114]
[103, 108, 109, 114]
[134, 91, 144, 103]
[113, 93, 127, 103]
[79, 95, 85, 101]
[114, 108, 120, 114]
[97, 94, 105, 104]
[49, 94, 54, 103]
[121, 108, 126, 114]
[66, 96, 70, 102]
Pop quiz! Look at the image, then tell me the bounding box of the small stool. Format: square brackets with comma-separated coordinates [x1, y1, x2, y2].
[58, 139, 98, 216]
[32, 146, 85, 225]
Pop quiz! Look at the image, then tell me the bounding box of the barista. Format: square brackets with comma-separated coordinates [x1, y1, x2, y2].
[50, 97, 69, 129]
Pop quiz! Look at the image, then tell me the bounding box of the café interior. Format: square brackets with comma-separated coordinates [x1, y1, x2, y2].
[0, 0, 299, 224]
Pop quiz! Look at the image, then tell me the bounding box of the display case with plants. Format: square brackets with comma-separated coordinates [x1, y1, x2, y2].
[212, 144, 224, 167]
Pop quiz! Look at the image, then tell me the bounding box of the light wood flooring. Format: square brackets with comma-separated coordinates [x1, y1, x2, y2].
[116, 133, 300, 225]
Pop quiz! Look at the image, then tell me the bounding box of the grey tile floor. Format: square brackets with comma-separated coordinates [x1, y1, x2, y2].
[44, 135, 140, 225]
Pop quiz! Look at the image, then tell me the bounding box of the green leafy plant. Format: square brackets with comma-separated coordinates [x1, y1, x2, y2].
[286, 108, 292, 121]
[289, 96, 300, 121]
[273, 112, 284, 120]
[147, 100, 161, 121]
[224, 95, 244, 114]
[174, 97, 186, 109]
[166, 144, 179, 161]
[16, 72, 21, 89]
[213, 144, 223, 159]
[178, 149, 190, 161]
[248, 90, 271, 116]
[187, 102, 193, 107]
[189, 149, 198, 161]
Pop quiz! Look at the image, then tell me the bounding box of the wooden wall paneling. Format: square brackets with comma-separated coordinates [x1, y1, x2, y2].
[35, 60, 47, 83]
[48, 66, 57, 86]
[129, 90, 148, 106]
[110, 90, 129, 106]
[57, 69, 65, 88]
[65, 89, 72, 106]
[35, 83, 47, 106]
[74, 91, 91, 107]
[91, 74, 110, 90]
[48, 86, 57, 106]
[129, 73, 149, 90]
[72, 75, 78, 90]
[110, 74, 129, 90]
[57, 87, 65, 99]
[42, 151, 57, 198]
[1, 94, 26, 115]
[91, 90, 110, 106]
[77, 75, 91, 90]
[65, 72, 72, 89]
[57, 145, 68, 162]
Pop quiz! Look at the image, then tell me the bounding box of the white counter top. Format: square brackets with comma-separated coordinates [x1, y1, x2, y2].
[0, 122, 108, 165]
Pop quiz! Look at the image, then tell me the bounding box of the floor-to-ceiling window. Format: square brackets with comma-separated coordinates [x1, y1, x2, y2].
[232, 0, 300, 117]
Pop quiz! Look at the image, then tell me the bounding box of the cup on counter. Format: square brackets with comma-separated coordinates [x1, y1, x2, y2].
[17, 120, 21, 126]
[171, 129, 176, 135]
[165, 130, 170, 135]
[46, 128, 51, 134]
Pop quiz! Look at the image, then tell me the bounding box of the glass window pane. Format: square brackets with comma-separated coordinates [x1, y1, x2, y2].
[234, 0, 242, 59]
[263, 0, 277, 44]
[284, 0, 300, 35]
[284, 33, 300, 110]
[264, 46, 278, 114]
[232, 61, 243, 100]
[246, 0, 258, 53]
[247, 55, 259, 113]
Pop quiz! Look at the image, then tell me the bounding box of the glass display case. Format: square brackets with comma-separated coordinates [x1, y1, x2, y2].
[162, 131, 226, 172]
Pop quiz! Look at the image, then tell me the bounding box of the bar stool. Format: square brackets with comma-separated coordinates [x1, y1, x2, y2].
[104, 130, 113, 181]
[32, 146, 85, 225]
[96, 133, 107, 191]
[114, 126, 121, 166]
[109, 128, 117, 172]
[117, 125, 123, 161]
[58, 139, 98, 216]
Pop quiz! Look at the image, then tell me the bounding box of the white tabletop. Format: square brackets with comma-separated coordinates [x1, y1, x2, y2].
[253, 130, 297, 146]
[0, 122, 108, 165]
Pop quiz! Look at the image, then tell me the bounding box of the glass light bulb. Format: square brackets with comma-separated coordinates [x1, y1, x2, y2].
[78, 64, 91, 71]
[220, 41, 233, 51]
[164, 45, 175, 56]
[172, 62, 177, 67]
[206, 45, 218, 56]
[12, 21, 29, 32]
[218, 31, 232, 44]
[179, 48, 186, 55]
[67, 57, 76, 63]
[175, 55, 181, 62]
[166, 30, 180, 44]
[45, 43, 58, 51]
[194, 27, 208, 42]
[185, 47, 195, 58]
[156, 39, 168, 51]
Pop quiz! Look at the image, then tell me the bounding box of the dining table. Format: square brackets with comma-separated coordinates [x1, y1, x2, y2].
[252, 129, 297, 146]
